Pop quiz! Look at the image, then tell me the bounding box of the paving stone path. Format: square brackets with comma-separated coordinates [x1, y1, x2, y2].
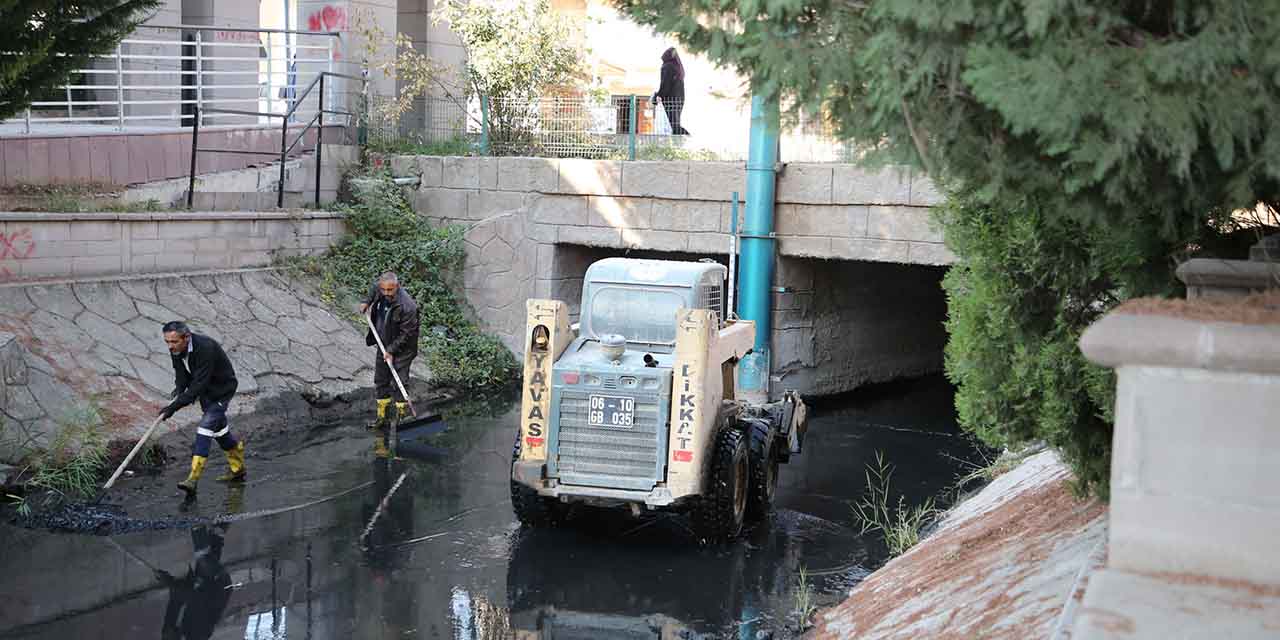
[0, 269, 404, 462]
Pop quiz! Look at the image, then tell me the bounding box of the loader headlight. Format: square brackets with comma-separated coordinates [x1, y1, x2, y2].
[585, 375, 601, 386]
[621, 376, 638, 387]
[642, 377, 658, 389]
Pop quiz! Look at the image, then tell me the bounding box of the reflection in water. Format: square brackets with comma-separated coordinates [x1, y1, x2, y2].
[0, 376, 982, 640]
[158, 525, 232, 640]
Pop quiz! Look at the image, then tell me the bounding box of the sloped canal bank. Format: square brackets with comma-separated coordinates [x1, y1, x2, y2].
[0, 374, 983, 639]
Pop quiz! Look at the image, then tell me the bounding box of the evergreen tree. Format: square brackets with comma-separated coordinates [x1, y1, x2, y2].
[613, 0, 1280, 496]
[1, 0, 160, 120]
[614, 0, 1280, 239]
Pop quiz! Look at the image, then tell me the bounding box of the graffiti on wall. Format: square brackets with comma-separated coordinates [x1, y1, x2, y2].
[0, 228, 36, 280]
[307, 5, 348, 32]
[306, 4, 348, 60]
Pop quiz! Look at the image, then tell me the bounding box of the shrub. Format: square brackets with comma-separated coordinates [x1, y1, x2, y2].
[937, 195, 1191, 498]
[284, 171, 517, 390]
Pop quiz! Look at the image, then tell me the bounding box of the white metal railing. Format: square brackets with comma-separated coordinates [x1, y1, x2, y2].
[4, 24, 362, 134]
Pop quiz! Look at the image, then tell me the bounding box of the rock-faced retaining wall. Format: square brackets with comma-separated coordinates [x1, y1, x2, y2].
[0, 270, 381, 463]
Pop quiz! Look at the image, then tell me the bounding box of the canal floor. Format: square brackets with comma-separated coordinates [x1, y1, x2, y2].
[0, 375, 985, 639]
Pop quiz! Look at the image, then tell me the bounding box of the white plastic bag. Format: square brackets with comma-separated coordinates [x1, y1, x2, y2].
[653, 101, 673, 136]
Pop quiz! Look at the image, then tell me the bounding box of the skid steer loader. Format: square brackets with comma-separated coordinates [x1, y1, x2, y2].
[510, 257, 807, 542]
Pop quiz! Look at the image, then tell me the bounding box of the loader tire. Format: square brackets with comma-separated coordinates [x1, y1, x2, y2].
[510, 432, 566, 527]
[745, 417, 779, 522]
[692, 426, 749, 544]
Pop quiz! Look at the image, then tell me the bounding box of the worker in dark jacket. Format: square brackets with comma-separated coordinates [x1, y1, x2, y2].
[159, 321, 244, 497]
[358, 272, 420, 430]
[651, 47, 688, 135]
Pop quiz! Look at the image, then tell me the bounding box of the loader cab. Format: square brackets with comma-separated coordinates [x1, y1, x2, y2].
[579, 258, 727, 351]
[545, 259, 727, 493]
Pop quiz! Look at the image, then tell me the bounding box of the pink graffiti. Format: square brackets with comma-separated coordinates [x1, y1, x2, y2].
[0, 228, 36, 281]
[307, 5, 348, 32]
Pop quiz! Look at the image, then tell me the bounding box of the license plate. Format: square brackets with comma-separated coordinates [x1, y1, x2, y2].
[588, 394, 635, 428]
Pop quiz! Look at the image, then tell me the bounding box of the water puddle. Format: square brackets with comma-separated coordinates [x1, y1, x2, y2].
[0, 374, 984, 639]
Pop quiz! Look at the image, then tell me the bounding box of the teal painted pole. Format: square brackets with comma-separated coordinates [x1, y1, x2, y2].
[628, 94, 638, 160]
[737, 94, 780, 402]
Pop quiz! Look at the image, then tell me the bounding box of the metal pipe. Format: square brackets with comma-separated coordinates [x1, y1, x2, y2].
[187, 106, 200, 208]
[728, 191, 739, 321]
[278, 104, 289, 208]
[629, 95, 638, 160]
[479, 94, 491, 155]
[315, 73, 324, 207]
[736, 94, 780, 403]
[194, 32, 203, 127]
[114, 44, 124, 131]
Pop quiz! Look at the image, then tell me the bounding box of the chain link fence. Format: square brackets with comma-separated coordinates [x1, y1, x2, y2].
[367, 94, 857, 163]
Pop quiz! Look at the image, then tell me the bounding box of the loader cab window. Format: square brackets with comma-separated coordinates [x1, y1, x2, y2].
[588, 286, 688, 345]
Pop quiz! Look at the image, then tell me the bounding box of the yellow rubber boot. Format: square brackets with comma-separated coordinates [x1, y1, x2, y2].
[217, 442, 246, 482]
[395, 402, 410, 424]
[368, 398, 392, 430]
[177, 456, 207, 497]
[373, 435, 390, 459]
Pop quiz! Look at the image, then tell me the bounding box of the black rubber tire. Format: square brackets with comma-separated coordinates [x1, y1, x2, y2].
[509, 432, 565, 527]
[745, 417, 779, 522]
[691, 426, 750, 544]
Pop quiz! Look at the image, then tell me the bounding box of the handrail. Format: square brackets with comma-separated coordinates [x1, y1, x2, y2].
[188, 71, 367, 210]
[286, 70, 364, 120]
[140, 23, 342, 36]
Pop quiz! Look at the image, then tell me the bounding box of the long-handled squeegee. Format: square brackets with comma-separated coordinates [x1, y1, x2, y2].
[95, 414, 165, 502]
[364, 312, 440, 432]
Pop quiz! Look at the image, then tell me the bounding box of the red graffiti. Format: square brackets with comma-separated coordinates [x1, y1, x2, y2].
[307, 5, 347, 31]
[0, 229, 35, 260]
[0, 228, 36, 280]
[672, 450, 692, 462]
[525, 436, 544, 448]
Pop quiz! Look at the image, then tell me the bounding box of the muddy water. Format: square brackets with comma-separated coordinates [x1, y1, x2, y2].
[0, 375, 983, 639]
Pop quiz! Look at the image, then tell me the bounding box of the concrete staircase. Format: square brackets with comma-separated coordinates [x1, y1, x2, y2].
[121, 144, 360, 210]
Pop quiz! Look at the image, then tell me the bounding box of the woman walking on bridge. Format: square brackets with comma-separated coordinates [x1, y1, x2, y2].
[652, 47, 689, 135]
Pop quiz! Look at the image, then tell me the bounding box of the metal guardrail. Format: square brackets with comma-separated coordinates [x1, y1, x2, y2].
[188, 70, 368, 209]
[4, 24, 357, 134]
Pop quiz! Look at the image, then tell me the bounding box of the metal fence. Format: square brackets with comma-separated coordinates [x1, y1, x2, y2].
[369, 95, 858, 163]
[3, 24, 362, 135]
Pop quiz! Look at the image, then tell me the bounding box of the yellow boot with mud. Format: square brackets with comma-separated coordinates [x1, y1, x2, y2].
[395, 402, 410, 425]
[177, 456, 207, 497]
[368, 398, 392, 430]
[373, 434, 390, 459]
[217, 442, 246, 482]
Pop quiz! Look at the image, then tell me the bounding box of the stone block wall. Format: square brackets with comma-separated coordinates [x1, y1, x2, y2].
[0, 211, 345, 281]
[385, 154, 951, 396]
[385, 155, 950, 264]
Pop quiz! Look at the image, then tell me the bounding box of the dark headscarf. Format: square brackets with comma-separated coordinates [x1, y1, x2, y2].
[661, 47, 684, 82]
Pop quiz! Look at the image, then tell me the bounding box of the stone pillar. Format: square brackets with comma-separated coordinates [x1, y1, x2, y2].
[1073, 303, 1280, 637]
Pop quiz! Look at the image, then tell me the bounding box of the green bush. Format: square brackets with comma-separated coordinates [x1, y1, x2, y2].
[285, 171, 517, 390]
[938, 195, 1190, 498]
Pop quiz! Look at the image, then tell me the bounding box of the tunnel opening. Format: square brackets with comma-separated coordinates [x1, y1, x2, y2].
[545, 243, 949, 400]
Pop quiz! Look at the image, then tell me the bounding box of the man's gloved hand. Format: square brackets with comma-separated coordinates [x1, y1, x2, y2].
[154, 569, 174, 585]
[159, 403, 178, 421]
